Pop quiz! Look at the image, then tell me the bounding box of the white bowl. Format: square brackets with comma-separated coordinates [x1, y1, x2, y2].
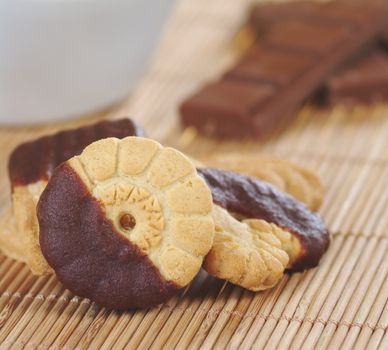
[0, 0, 174, 125]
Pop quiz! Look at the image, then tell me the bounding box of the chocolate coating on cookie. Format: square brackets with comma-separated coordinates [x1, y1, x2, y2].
[198, 168, 330, 271]
[38, 163, 179, 310]
[9, 118, 145, 189]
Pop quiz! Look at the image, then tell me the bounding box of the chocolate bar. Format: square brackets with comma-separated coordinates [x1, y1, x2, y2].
[180, 1, 388, 138]
[250, 0, 388, 106]
[324, 45, 388, 105]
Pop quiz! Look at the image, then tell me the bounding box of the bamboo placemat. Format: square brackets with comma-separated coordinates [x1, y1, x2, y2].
[0, 0, 387, 349]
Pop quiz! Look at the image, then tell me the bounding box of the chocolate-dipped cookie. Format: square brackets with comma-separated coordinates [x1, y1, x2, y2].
[199, 168, 330, 271]
[202, 154, 324, 211]
[37, 137, 214, 309]
[7, 118, 144, 275]
[206, 205, 289, 291]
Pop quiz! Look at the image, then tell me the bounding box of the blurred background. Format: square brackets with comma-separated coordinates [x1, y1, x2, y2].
[0, 0, 174, 124]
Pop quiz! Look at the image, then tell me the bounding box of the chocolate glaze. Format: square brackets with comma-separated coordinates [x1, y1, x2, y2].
[37, 163, 179, 310]
[198, 168, 330, 271]
[9, 118, 145, 189]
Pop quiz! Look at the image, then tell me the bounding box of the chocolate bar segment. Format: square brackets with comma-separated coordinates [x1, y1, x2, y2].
[181, 1, 388, 138]
[181, 80, 274, 138]
[325, 45, 388, 105]
[249, 1, 375, 35]
[260, 20, 351, 56]
[9, 118, 145, 188]
[249, 1, 316, 35]
[225, 47, 314, 87]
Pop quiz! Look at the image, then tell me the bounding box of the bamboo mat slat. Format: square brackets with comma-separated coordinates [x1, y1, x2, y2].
[0, 0, 387, 349]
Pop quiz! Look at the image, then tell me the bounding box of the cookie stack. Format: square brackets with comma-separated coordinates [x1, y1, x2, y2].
[0, 118, 329, 310]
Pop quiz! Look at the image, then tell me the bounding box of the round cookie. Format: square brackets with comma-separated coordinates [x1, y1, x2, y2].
[37, 137, 214, 309]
